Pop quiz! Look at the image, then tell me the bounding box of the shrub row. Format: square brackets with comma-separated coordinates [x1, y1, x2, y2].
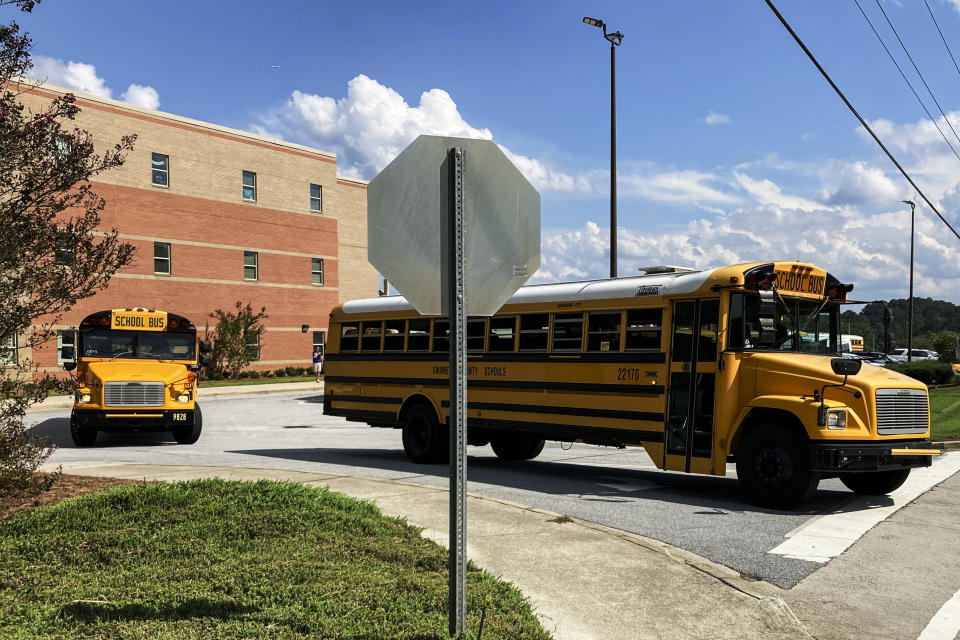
[199, 366, 312, 381]
[885, 360, 958, 385]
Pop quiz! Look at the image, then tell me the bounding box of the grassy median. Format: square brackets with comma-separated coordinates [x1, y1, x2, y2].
[0, 480, 552, 640]
[931, 385, 960, 441]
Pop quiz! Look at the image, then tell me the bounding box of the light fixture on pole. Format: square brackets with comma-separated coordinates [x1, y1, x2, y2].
[902, 199, 916, 362]
[583, 16, 623, 279]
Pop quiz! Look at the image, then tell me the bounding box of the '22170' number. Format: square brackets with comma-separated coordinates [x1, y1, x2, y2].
[617, 368, 640, 381]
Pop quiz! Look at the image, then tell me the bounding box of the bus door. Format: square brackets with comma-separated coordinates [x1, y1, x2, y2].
[665, 299, 720, 475]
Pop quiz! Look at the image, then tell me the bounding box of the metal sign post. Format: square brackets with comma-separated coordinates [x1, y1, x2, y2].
[447, 147, 467, 636]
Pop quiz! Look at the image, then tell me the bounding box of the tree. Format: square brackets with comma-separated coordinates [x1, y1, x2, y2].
[0, 0, 136, 496]
[932, 331, 959, 364]
[206, 302, 268, 379]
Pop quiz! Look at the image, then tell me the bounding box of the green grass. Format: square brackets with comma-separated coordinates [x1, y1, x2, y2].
[0, 480, 552, 640]
[199, 375, 318, 388]
[930, 385, 960, 441]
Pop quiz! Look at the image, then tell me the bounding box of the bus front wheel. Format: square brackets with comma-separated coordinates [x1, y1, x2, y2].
[70, 414, 97, 447]
[401, 405, 447, 464]
[839, 469, 910, 495]
[490, 433, 545, 461]
[172, 405, 203, 445]
[736, 425, 819, 510]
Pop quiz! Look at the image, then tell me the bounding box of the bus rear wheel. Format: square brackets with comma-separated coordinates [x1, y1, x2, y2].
[736, 425, 819, 510]
[70, 414, 97, 447]
[172, 405, 202, 445]
[839, 468, 910, 495]
[490, 433, 545, 461]
[401, 405, 447, 464]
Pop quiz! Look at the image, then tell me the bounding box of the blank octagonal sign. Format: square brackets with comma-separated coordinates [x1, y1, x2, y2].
[368, 135, 540, 316]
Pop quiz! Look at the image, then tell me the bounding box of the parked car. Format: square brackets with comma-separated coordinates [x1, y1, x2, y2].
[858, 351, 899, 365]
[889, 348, 939, 362]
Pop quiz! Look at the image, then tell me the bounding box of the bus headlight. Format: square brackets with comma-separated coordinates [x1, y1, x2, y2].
[827, 410, 847, 430]
[78, 392, 92, 404]
[176, 392, 191, 403]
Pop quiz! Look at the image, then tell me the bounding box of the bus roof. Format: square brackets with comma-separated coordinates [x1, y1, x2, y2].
[342, 267, 719, 315]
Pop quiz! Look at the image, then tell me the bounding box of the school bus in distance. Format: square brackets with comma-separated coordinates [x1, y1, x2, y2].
[323, 262, 939, 509]
[841, 334, 864, 352]
[62, 308, 212, 447]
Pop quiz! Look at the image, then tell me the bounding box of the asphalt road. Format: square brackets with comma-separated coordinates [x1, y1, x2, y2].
[26, 390, 958, 590]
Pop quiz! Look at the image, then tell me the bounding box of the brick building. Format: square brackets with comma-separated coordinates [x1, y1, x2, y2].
[16, 82, 377, 375]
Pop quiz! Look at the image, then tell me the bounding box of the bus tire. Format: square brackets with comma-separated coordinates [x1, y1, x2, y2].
[839, 468, 910, 495]
[172, 405, 203, 445]
[490, 433, 545, 461]
[401, 405, 447, 464]
[70, 414, 97, 447]
[736, 425, 819, 510]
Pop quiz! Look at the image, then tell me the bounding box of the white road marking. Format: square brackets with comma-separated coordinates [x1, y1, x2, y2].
[769, 452, 960, 563]
[917, 588, 960, 640]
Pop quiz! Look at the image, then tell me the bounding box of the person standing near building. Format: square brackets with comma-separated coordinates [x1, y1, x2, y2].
[313, 347, 324, 382]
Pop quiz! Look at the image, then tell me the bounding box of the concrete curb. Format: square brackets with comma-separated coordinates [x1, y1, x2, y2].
[25, 381, 324, 413]
[933, 440, 960, 451]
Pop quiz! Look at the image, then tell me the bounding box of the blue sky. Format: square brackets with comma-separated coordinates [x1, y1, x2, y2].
[14, 0, 960, 303]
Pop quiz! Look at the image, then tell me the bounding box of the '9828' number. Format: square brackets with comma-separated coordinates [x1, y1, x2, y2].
[172, 412, 187, 421]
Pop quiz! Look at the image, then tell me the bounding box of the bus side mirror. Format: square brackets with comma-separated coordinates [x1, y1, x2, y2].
[757, 290, 777, 345]
[199, 339, 212, 354]
[199, 353, 212, 367]
[831, 357, 861, 377]
[63, 361, 76, 372]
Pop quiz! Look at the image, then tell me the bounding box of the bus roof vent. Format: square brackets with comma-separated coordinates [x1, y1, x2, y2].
[638, 265, 695, 275]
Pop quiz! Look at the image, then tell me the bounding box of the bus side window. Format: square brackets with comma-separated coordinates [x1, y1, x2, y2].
[698, 300, 719, 362]
[519, 313, 548, 351]
[341, 323, 359, 352]
[433, 319, 449, 352]
[552, 312, 583, 352]
[361, 321, 382, 352]
[587, 311, 621, 352]
[383, 319, 405, 352]
[727, 293, 745, 349]
[488, 316, 516, 352]
[625, 308, 662, 350]
[468, 317, 486, 352]
[408, 318, 430, 351]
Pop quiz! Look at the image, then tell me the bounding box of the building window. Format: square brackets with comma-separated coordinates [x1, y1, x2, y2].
[311, 258, 324, 285]
[154, 242, 171, 275]
[244, 251, 258, 281]
[57, 330, 76, 365]
[54, 230, 74, 266]
[245, 334, 260, 360]
[242, 170, 257, 201]
[0, 334, 16, 366]
[310, 183, 322, 211]
[312, 330, 325, 358]
[152, 153, 169, 186]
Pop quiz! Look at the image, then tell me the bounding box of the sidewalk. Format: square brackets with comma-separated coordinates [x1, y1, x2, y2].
[25, 380, 323, 412]
[42, 460, 812, 640]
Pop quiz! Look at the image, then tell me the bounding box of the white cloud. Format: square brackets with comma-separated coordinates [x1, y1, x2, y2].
[120, 84, 159, 110]
[703, 111, 731, 125]
[252, 74, 593, 193]
[620, 170, 740, 205]
[820, 161, 903, 206]
[27, 55, 160, 110]
[733, 172, 825, 212]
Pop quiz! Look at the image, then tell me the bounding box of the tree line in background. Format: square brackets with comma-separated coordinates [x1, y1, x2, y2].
[841, 297, 960, 362]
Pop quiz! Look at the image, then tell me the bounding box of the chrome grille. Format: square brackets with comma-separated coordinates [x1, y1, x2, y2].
[875, 388, 928, 435]
[103, 381, 165, 407]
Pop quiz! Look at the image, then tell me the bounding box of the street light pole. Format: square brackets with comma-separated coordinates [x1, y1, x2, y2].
[583, 16, 623, 279]
[902, 200, 916, 363]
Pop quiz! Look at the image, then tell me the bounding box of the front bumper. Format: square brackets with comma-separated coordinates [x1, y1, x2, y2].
[810, 441, 939, 473]
[71, 408, 196, 432]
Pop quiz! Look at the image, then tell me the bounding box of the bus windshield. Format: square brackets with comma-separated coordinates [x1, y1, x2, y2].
[80, 328, 196, 360]
[727, 292, 839, 355]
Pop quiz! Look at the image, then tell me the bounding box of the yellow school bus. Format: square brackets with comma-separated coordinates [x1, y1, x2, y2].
[323, 262, 938, 509]
[64, 308, 212, 447]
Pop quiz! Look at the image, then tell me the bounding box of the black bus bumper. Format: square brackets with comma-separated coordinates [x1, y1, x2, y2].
[71, 408, 196, 432]
[810, 441, 938, 473]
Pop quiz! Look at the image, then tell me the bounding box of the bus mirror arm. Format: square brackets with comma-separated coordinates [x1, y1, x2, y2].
[814, 358, 862, 426]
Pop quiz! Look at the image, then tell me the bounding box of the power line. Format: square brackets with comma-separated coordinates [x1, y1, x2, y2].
[873, 0, 960, 149]
[923, 0, 960, 81]
[852, 0, 960, 163]
[763, 0, 960, 242]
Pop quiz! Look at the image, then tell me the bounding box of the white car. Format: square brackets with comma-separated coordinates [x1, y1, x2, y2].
[889, 348, 939, 362]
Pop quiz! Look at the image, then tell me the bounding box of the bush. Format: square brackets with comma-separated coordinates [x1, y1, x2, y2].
[262, 370, 274, 378]
[886, 360, 956, 385]
[284, 366, 299, 377]
[274, 368, 287, 378]
[248, 370, 261, 379]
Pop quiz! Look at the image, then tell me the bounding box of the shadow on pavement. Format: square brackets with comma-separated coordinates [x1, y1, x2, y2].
[226, 445, 860, 515]
[27, 417, 182, 449]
